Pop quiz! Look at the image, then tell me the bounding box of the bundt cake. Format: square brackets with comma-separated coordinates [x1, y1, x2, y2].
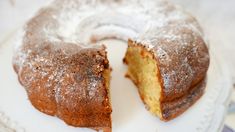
[12, 0, 209, 131]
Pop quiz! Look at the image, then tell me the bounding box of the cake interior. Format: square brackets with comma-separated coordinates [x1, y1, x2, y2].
[101, 58, 112, 131]
[124, 40, 162, 118]
[103, 66, 112, 109]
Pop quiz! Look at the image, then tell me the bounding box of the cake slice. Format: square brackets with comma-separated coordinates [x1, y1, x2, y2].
[124, 39, 209, 121]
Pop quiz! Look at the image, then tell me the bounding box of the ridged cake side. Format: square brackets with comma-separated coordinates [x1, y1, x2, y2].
[124, 39, 208, 121]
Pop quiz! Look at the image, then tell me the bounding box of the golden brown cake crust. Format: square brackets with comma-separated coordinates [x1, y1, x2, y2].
[13, 42, 112, 129]
[152, 26, 210, 102]
[160, 79, 206, 121]
[13, 4, 112, 131]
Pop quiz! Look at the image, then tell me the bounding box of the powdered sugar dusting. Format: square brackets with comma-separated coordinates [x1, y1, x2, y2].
[34, 0, 204, 47]
[13, 0, 209, 123]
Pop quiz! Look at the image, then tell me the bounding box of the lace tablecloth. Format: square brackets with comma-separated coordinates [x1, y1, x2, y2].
[0, 112, 24, 132]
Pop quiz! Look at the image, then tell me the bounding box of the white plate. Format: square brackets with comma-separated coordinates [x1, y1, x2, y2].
[0, 33, 232, 132]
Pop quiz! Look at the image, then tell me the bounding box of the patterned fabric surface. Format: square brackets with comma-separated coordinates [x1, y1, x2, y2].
[0, 112, 24, 132]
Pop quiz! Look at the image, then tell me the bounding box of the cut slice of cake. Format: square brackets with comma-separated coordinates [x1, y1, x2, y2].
[123, 39, 209, 121]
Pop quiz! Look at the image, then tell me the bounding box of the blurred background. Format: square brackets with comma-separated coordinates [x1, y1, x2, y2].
[0, 0, 234, 131]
